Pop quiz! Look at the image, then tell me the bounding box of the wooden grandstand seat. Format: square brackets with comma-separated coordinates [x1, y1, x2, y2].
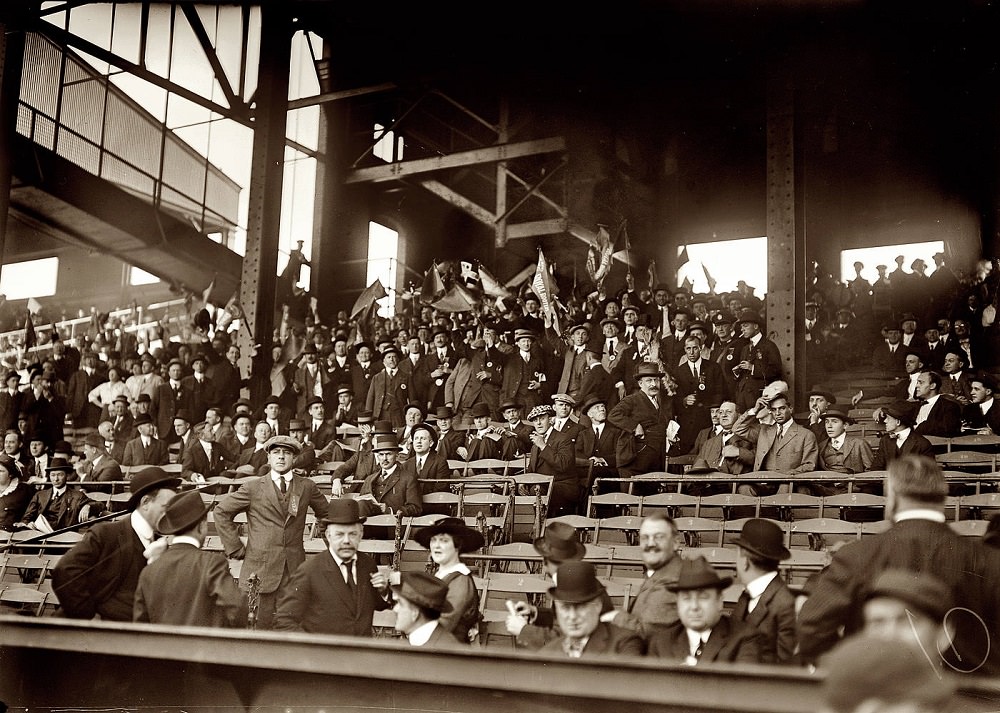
[639, 492, 701, 518]
[721, 517, 787, 547]
[958, 492, 1000, 520]
[0, 555, 54, 588]
[860, 520, 892, 538]
[586, 492, 642, 518]
[821, 492, 886, 520]
[421, 491, 461, 516]
[371, 609, 400, 639]
[936, 450, 997, 471]
[759, 492, 824, 521]
[681, 546, 737, 572]
[596, 576, 634, 610]
[780, 549, 830, 586]
[594, 515, 643, 546]
[949, 519, 989, 537]
[674, 516, 723, 547]
[461, 492, 512, 544]
[698, 493, 760, 521]
[951, 433, 1000, 451]
[543, 515, 599, 544]
[486, 542, 541, 573]
[788, 518, 861, 551]
[0, 586, 51, 616]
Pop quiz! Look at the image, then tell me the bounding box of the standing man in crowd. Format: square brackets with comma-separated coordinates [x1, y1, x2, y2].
[608, 363, 676, 477]
[213, 435, 329, 629]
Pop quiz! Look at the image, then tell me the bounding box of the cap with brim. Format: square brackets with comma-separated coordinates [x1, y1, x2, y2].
[533, 521, 586, 562]
[552, 393, 576, 406]
[307, 396, 325, 408]
[548, 561, 604, 603]
[337, 386, 353, 396]
[414, 516, 485, 553]
[736, 309, 762, 325]
[302, 344, 318, 355]
[127, 466, 182, 509]
[136, 393, 152, 404]
[514, 329, 535, 342]
[667, 556, 733, 591]
[158, 491, 208, 535]
[264, 435, 301, 454]
[820, 408, 854, 425]
[807, 390, 836, 404]
[174, 409, 194, 423]
[435, 406, 454, 419]
[44, 456, 74, 473]
[599, 317, 623, 331]
[113, 394, 129, 404]
[527, 404, 555, 420]
[390, 572, 453, 613]
[732, 519, 790, 561]
[372, 434, 400, 451]
[569, 323, 590, 335]
[381, 345, 402, 359]
[263, 395, 280, 406]
[321, 498, 366, 526]
[431, 325, 450, 338]
[4, 371, 20, 383]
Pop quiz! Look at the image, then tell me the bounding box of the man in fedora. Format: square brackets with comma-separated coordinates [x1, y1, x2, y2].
[120, 412, 169, 467]
[366, 344, 412, 429]
[288, 418, 318, 474]
[275, 498, 390, 635]
[646, 556, 761, 664]
[391, 571, 465, 649]
[133, 490, 247, 627]
[15, 457, 105, 531]
[733, 309, 783, 412]
[53, 466, 180, 621]
[431, 406, 464, 462]
[869, 401, 934, 470]
[505, 521, 614, 649]
[540, 561, 644, 659]
[214, 434, 329, 629]
[355, 432, 422, 517]
[404, 422, 453, 496]
[456, 403, 502, 461]
[574, 394, 630, 500]
[294, 342, 330, 417]
[608, 362, 676, 477]
[731, 519, 796, 664]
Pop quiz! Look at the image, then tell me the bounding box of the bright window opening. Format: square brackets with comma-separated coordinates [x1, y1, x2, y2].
[129, 266, 160, 286]
[676, 237, 768, 295]
[0, 257, 59, 299]
[373, 123, 403, 163]
[367, 221, 398, 317]
[840, 241, 943, 284]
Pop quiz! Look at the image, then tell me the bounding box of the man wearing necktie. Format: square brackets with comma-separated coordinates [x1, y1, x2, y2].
[732, 390, 818, 495]
[672, 336, 725, 455]
[275, 498, 391, 635]
[121, 412, 170, 467]
[607, 363, 677, 478]
[501, 329, 546, 411]
[526, 404, 577, 516]
[557, 323, 591, 401]
[355, 433, 423, 518]
[15, 457, 104, 531]
[214, 435, 329, 629]
[647, 557, 762, 665]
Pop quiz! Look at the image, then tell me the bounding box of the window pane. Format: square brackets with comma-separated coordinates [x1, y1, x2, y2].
[0, 257, 59, 299]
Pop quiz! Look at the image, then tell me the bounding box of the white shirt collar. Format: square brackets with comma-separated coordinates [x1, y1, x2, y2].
[271, 471, 291, 485]
[893, 427, 911, 446]
[407, 619, 440, 646]
[685, 627, 711, 653]
[171, 534, 202, 548]
[981, 398, 995, 415]
[750, 332, 762, 346]
[923, 393, 940, 407]
[745, 571, 778, 602]
[829, 434, 845, 450]
[894, 509, 946, 523]
[52, 486, 66, 497]
[436, 561, 472, 578]
[131, 509, 156, 546]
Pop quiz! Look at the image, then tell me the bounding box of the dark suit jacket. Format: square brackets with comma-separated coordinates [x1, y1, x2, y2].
[52, 516, 148, 621]
[0, 388, 24, 433]
[798, 517, 1000, 674]
[20, 486, 101, 531]
[575, 363, 615, 411]
[964, 400, 1000, 434]
[870, 430, 936, 470]
[731, 576, 798, 664]
[671, 359, 726, 453]
[213, 473, 329, 593]
[365, 369, 413, 427]
[181, 440, 233, 480]
[816, 435, 875, 475]
[646, 616, 762, 664]
[940, 371, 975, 403]
[405, 451, 454, 493]
[134, 542, 247, 627]
[912, 395, 962, 438]
[501, 348, 548, 410]
[153, 382, 181, 442]
[691, 431, 755, 474]
[357, 465, 423, 517]
[607, 390, 675, 461]
[540, 622, 645, 659]
[0, 481, 35, 530]
[351, 362, 380, 407]
[527, 428, 577, 517]
[179, 374, 214, 422]
[306, 419, 338, 452]
[83, 454, 124, 483]
[871, 342, 906, 374]
[274, 550, 389, 635]
[121, 436, 169, 467]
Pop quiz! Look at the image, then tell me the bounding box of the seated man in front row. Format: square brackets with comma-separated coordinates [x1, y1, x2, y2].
[355, 433, 423, 517]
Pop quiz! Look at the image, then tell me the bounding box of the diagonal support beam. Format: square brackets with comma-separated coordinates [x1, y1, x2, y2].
[345, 136, 566, 184]
[179, 4, 241, 114]
[417, 179, 495, 225]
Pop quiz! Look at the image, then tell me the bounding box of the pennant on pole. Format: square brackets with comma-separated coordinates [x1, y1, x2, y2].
[201, 276, 216, 309]
[351, 279, 387, 320]
[23, 312, 36, 350]
[420, 264, 447, 305]
[531, 249, 560, 334]
[701, 262, 717, 294]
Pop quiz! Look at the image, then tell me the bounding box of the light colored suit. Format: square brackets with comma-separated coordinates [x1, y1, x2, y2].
[732, 412, 818, 474]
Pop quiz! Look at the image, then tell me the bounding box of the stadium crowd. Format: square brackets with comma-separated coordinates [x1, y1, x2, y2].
[1, 247, 998, 708]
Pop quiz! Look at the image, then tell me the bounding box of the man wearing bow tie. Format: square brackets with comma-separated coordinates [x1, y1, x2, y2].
[870, 401, 935, 470]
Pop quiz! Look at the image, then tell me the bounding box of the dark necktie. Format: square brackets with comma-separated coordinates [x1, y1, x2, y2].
[343, 559, 356, 590]
[279, 478, 287, 494]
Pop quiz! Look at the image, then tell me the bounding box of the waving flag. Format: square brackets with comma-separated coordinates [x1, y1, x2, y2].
[351, 279, 387, 320]
[701, 262, 717, 294]
[420, 263, 447, 305]
[531, 249, 560, 333]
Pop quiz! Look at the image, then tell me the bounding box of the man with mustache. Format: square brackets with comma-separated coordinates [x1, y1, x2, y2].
[615, 512, 683, 637]
[608, 363, 676, 476]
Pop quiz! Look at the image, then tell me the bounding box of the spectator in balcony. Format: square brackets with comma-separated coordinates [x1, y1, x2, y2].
[816, 408, 874, 478]
[88, 365, 128, 419]
[869, 401, 935, 471]
[911, 370, 962, 438]
[964, 372, 1000, 435]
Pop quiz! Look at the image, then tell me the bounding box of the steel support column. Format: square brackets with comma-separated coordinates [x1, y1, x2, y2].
[237, 6, 291, 393]
[0, 10, 27, 283]
[766, 69, 805, 402]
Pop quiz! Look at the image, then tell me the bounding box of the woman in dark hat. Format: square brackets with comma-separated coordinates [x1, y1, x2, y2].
[414, 517, 485, 643]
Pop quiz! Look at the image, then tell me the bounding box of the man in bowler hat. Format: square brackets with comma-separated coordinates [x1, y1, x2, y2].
[275, 498, 391, 634]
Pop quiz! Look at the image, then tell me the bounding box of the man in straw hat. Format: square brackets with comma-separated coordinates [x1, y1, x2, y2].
[646, 556, 762, 664]
[391, 571, 466, 649]
[539, 561, 644, 659]
[133, 490, 246, 627]
[799, 455, 1000, 674]
[15, 456, 105, 531]
[214, 434, 329, 629]
[275, 498, 391, 635]
[731, 518, 796, 664]
[52, 466, 181, 621]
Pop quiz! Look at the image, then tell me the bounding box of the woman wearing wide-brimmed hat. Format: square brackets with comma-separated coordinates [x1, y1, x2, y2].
[414, 517, 485, 643]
